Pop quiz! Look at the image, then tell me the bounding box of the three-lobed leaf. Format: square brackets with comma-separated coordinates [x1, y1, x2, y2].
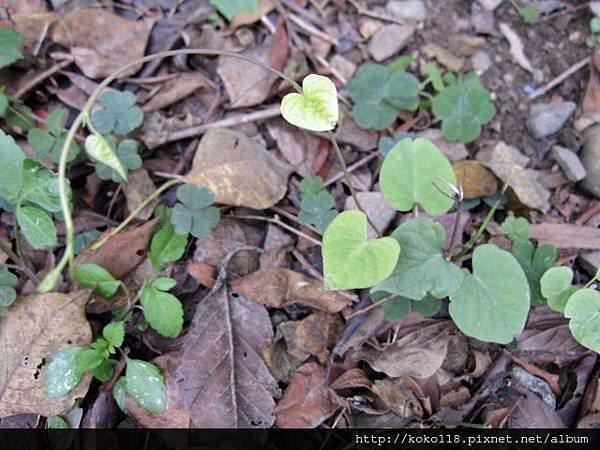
[502, 216, 532, 241]
[171, 184, 220, 238]
[449, 244, 530, 344]
[281, 74, 339, 132]
[125, 359, 166, 414]
[298, 176, 337, 233]
[380, 137, 456, 215]
[511, 238, 557, 305]
[375, 218, 463, 300]
[91, 91, 143, 135]
[322, 210, 400, 290]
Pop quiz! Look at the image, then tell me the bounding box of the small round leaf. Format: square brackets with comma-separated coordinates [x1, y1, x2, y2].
[564, 289, 600, 353]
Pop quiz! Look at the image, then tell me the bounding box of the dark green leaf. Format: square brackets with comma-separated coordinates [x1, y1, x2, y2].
[141, 282, 183, 338]
[92, 358, 115, 383]
[73, 263, 120, 298]
[73, 229, 101, 254]
[170, 185, 220, 238]
[28, 128, 55, 160]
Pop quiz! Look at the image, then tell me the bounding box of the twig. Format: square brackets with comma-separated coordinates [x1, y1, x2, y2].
[323, 152, 378, 187]
[270, 205, 321, 235]
[288, 13, 339, 45]
[292, 249, 324, 280]
[328, 132, 381, 236]
[346, 293, 396, 319]
[315, 55, 346, 84]
[528, 56, 591, 100]
[347, 0, 405, 25]
[123, 73, 180, 85]
[232, 214, 322, 246]
[14, 57, 74, 99]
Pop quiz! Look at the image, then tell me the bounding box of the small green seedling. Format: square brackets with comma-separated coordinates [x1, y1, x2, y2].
[298, 176, 337, 233]
[171, 184, 220, 238]
[28, 108, 80, 163]
[210, 0, 258, 21]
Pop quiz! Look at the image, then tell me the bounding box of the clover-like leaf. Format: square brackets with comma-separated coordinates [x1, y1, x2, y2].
[0, 28, 23, 69]
[432, 72, 496, 143]
[0, 268, 18, 308]
[511, 238, 557, 306]
[126, 359, 166, 414]
[298, 176, 337, 233]
[322, 210, 400, 290]
[380, 137, 456, 215]
[44, 347, 84, 398]
[502, 216, 532, 242]
[564, 289, 600, 353]
[281, 74, 339, 132]
[16, 206, 57, 250]
[171, 184, 220, 238]
[540, 266, 577, 312]
[140, 278, 183, 338]
[348, 63, 420, 130]
[28, 109, 80, 163]
[375, 218, 464, 300]
[210, 0, 258, 20]
[449, 244, 530, 344]
[0, 130, 25, 204]
[73, 263, 120, 298]
[93, 138, 141, 183]
[91, 91, 143, 135]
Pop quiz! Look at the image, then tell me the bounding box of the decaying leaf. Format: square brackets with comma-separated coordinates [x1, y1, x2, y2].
[52, 9, 154, 79]
[477, 141, 550, 211]
[230, 267, 352, 313]
[126, 354, 190, 428]
[371, 378, 424, 417]
[531, 223, 600, 250]
[75, 218, 158, 279]
[279, 312, 332, 363]
[356, 318, 453, 378]
[275, 362, 340, 428]
[453, 160, 498, 199]
[186, 128, 292, 209]
[0, 291, 92, 418]
[122, 169, 158, 221]
[177, 285, 280, 427]
[266, 118, 322, 177]
[142, 72, 218, 113]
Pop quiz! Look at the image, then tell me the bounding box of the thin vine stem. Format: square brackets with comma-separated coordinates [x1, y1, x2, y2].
[38, 47, 373, 291]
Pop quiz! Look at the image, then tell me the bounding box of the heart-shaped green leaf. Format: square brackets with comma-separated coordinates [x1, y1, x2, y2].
[540, 266, 577, 312]
[375, 218, 464, 300]
[564, 289, 600, 353]
[281, 74, 339, 132]
[380, 137, 456, 215]
[322, 211, 400, 290]
[449, 244, 530, 344]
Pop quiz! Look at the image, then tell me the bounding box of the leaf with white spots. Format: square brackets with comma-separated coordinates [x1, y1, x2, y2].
[44, 347, 84, 399]
[126, 359, 166, 414]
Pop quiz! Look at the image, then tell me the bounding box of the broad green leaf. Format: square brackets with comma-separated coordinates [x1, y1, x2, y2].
[75, 347, 106, 374]
[540, 266, 576, 312]
[0, 130, 25, 203]
[449, 244, 530, 344]
[376, 218, 464, 300]
[16, 206, 57, 250]
[0, 268, 18, 308]
[21, 160, 65, 213]
[298, 177, 337, 233]
[564, 289, 600, 353]
[171, 184, 220, 238]
[44, 347, 84, 398]
[348, 63, 420, 130]
[73, 263, 120, 298]
[126, 359, 166, 414]
[0, 28, 23, 69]
[432, 72, 495, 143]
[85, 134, 127, 181]
[502, 216, 532, 241]
[103, 321, 125, 348]
[91, 91, 143, 135]
[112, 376, 129, 415]
[322, 210, 400, 290]
[141, 282, 183, 338]
[281, 74, 339, 132]
[511, 238, 557, 305]
[150, 214, 188, 271]
[379, 137, 456, 215]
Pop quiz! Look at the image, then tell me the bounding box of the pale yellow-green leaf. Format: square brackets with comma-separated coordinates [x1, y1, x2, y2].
[85, 134, 127, 182]
[281, 74, 339, 132]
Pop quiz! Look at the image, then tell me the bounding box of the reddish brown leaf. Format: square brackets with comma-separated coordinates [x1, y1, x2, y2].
[187, 262, 217, 289]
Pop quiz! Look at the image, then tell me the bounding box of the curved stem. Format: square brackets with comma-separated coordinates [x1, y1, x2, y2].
[328, 131, 381, 237]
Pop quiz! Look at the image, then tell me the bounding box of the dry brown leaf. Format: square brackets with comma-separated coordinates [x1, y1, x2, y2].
[280, 312, 331, 364]
[275, 362, 340, 428]
[423, 43, 463, 72]
[330, 368, 372, 391]
[186, 128, 292, 209]
[0, 12, 57, 54]
[259, 224, 293, 269]
[230, 267, 352, 313]
[477, 141, 550, 211]
[453, 160, 498, 199]
[232, 0, 275, 28]
[52, 9, 154, 79]
[371, 378, 424, 417]
[75, 218, 158, 280]
[267, 118, 322, 177]
[356, 320, 453, 378]
[217, 46, 277, 108]
[142, 72, 217, 113]
[531, 223, 600, 250]
[122, 169, 157, 221]
[126, 354, 190, 428]
[140, 112, 202, 149]
[582, 49, 600, 115]
[0, 291, 92, 418]
[177, 285, 280, 427]
[187, 262, 217, 289]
